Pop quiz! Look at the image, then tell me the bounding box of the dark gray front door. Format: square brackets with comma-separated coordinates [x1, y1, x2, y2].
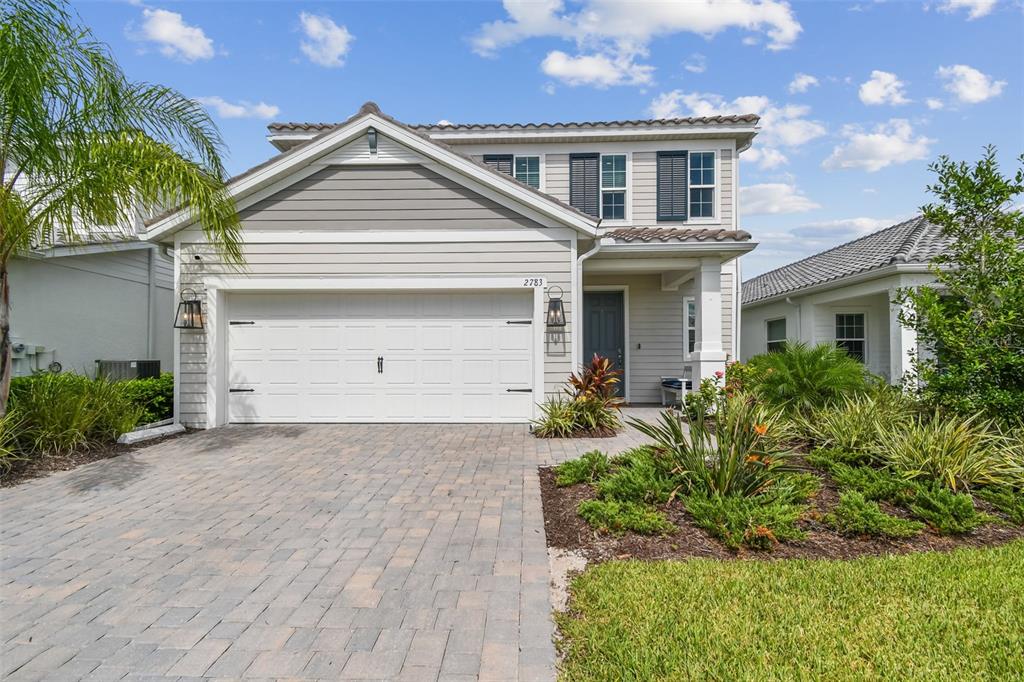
[583, 291, 625, 395]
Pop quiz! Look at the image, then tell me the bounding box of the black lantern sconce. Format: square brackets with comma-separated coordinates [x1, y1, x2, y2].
[173, 288, 204, 330]
[545, 285, 566, 327]
[367, 127, 378, 155]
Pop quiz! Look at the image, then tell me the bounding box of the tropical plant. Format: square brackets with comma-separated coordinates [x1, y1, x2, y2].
[684, 493, 806, 550]
[554, 450, 610, 487]
[682, 375, 720, 422]
[797, 389, 914, 457]
[823, 491, 924, 539]
[567, 354, 623, 405]
[533, 395, 621, 438]
[896, 147, 1024, 418]
[0, 0, 244, 416]
[0, 409, 24, 475]
[577, 499, 673, 535]
[746, 342, 871, 414]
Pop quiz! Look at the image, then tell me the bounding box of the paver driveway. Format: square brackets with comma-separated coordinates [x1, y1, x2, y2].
[1, 418, 650, 681]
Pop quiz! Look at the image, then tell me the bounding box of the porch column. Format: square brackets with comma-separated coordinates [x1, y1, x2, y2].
[889, 286, 917, 386]
[692, 257, 727, 385]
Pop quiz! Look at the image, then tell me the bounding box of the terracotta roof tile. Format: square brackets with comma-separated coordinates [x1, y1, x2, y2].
[605, 227, 752, 243]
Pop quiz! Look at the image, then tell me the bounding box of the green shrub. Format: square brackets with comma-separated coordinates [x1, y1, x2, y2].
[533, 395, 621, 438]
[767, 472, 821, 505]
[0, 410, 26, 475]
[908, 486, 988, 535]
[975, 487, 1024, 526]
[554, 450, 609, 487]
[876, 412, 1010, 491]
[824, 492, 924, 539]
[745, 342, 871, 414]
[797, 390, 913, 457]
[829, 463, 919, 503]
[805, 447, 873, 471]
[120, 373, 174, 424]
[9, 373, 142, 454]
[684, 493, 806, 550]
[577, 499, 673, 535]
[596, 450, 678, 504]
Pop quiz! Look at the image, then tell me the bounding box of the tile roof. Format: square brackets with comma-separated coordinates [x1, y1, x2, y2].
[268, 114, 760, 135]
[605, 227, 752, 243]
[742, 216, 951, 304]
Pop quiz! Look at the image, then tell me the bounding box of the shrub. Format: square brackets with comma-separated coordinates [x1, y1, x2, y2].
[876, 412, 1010, 491]
[907, 486, 988, 535]
[828, 463, 919, 503]
[533, 397, 577, 438]
[120, 373, 174, 424]
[975, 487, 1024, 526]
[567, 353, 623, 404]
[9, 373, 142, 454]
[577, 499, 673, 535]
[684, 493, 806, 550]
[797, 390, 913, 457]
[805, 447, 873, 470]
[534, 355, 623, 438]
[824, 492, 924, 539]
[596, 449, 678, 504]
[745, 342, 871, 414]
[767, 472, 821, 505]
[554, 450, 610, 487]
[0, 410, 26, 476]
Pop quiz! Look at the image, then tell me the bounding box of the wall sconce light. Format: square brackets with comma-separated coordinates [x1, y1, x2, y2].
[367, 127, 378, 155]
[545, 285, 566, 327]
[173, 288, 204, 329]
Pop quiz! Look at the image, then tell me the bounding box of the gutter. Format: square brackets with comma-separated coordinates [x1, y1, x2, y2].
[743, 263, 933, 309]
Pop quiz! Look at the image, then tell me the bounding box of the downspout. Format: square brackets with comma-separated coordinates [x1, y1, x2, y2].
[146, 247, 156, 359]
[734, 257, 742, 361]
[574, 220, 604, 367]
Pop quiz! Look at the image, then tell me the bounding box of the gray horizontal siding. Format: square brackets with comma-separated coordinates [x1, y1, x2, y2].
[545, 154, 569, 204]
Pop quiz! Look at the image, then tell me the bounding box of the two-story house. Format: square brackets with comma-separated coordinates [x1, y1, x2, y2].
[142, 102, 759, 427]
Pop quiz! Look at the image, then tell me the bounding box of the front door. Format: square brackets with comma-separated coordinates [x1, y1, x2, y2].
[583, 291, 625, 395]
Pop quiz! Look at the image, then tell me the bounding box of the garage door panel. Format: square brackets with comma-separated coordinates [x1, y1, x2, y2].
[420, 360, 453, 385]
[342, 358, 378, 385]
[342, 324, 376, 351]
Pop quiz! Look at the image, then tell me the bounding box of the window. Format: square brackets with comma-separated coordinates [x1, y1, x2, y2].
[688, 151, 715, 218]
[766, 318, 787, 353]
[657, 151, 687, 221]
[601, 154, 626, 220]
[482, 154, 512, 176]
[684, 297, 696, 358]
[514, 156, 540, 189]
[835, 313, 866, 362]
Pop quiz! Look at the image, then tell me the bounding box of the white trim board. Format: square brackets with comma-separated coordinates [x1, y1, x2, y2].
[175, 228, 578, 244]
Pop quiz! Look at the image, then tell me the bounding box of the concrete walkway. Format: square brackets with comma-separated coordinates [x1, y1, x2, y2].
[1, 413, 654, 681]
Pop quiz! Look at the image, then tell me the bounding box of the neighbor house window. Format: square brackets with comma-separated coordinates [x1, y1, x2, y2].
[601, 154, 626, 220]
[689, 151, 715, 218]
[684, 297, 696, 358]
[514, 156, 540, 189]
[766, 318, 787, 353]
[835, 313, 866, 362]
[482, 154, 513, 176]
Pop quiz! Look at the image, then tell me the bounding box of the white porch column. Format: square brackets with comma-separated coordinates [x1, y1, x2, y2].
[889, 286, 917, 385]
[692, 257, 727, 385]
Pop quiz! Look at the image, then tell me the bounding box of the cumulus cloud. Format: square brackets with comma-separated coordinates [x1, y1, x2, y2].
[683, 53, 707, 74]
[823, 119, 934, 172]
[938, 0, 997, 19]
[937, 64, 1006, 103]
[788, 73, 819, 94]
[471, 0, 802, 88]
[926, 97, 945, 110]
[743, 147, 789, 169]
[741, 183, 821, 215]
[790, 216, 894, 239]
[858, 70, 910, 105]
[436, 119, 454, 126]
[196, 97, 279, 119]
[299, 12, 353, 67]
[129, 8, 215, 62]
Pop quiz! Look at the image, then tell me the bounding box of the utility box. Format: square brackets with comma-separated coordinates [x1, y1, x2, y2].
[96, 360, 161, 380]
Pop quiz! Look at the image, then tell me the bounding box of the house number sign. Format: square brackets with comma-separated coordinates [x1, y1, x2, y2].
[522, 277, 546, 287]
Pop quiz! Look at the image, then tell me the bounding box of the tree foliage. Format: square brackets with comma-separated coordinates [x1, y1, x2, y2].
[897, 147, 1024, 418]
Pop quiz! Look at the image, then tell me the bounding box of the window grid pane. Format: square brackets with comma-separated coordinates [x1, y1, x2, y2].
[689, 152, 715, 187]
[602, 155, 626, 188]
[685, 300, 696, 355]
[602, 191, 625, 219]
[689, 188, 714, 218]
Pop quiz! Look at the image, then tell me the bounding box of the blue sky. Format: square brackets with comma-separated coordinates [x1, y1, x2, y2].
[74, 0, 1023, 276]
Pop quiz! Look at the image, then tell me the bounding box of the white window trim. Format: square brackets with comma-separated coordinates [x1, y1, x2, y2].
[513, 154, 543, 192]
[687, 150, 717, 223]
[834, 310, 868, 363]
[683, 296, 696, 361]
[765, 316, 787, 353]
[582, 285, 630, 402]
[599, 153, 630, 224]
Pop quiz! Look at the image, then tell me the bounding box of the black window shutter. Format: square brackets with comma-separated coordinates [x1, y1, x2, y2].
[657, 151, 688, 221]
[482, 154, 513, 176]
[569, 153, 599, 218]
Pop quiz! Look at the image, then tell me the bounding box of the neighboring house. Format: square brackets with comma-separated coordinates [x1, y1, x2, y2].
[741, 216, 950, 382]
[10, 239, 174, 377]
[142, 102, 759, 427]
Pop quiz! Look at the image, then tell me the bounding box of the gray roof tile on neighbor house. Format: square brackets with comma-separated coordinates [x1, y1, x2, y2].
[742, 216, 950, 304]
[605, 227, 752, 243]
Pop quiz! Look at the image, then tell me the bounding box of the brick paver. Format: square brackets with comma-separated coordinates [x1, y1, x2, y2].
[0, 414, 653, 680]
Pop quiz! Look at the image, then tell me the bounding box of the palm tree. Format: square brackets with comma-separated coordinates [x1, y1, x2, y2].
[0, 0, 243, 415]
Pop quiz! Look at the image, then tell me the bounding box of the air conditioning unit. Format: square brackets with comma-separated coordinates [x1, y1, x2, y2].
[96, 360, 161, 380]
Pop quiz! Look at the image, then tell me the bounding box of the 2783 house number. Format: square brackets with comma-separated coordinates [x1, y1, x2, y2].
[523, 278, 545, 287]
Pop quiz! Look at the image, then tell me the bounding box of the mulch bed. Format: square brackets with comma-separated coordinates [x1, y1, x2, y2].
[539, 463, 1024, 562]
[1, 430, 188, 488]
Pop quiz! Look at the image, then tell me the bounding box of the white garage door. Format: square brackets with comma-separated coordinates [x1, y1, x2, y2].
[226, 291, 535, 423]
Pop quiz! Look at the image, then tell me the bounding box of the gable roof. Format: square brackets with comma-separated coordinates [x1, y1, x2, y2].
[142, 102, 600, 241]
[742, 216, 950, 305]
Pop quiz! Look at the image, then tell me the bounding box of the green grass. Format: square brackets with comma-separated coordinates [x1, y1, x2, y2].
[557, 542, 1024, 681]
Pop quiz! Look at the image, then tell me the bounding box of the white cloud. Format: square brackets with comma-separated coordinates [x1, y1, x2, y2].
[541, 50, 653, 87]
[937, 64, 1006, 103]
[823, 119, 934, 172]
[542, 82, 557, 95]
[790, 216, 894, 239]
[131, 8, 214, 62]
[472, 0, 801, 89]
[683, 53, 707, 74]
[926, 97, 945, 110]
[858, 70, 910, 105]
[436, 119, 454, 126]
[938, 0, 997, 19]
[741, 183, 820, 215]
[743, 147, 789, 169]
[788, 73, 819, 94]
[299, 12, 353, 68]
[196, 97, 279, 119]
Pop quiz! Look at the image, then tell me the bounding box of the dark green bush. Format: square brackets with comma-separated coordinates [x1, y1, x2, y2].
[577, 499, 673, 535]
[824, 492, 924, 539]
[554, 450, 610, 487]
[745, 342, 871, 414]
[975, 487, 1024, 526]
[767, 472, 821, 505]
[908, 486, 988, 535]
[805, 447, 874, 471]
[828, 463, 918, 503]
[684, 493, 807, 550]
[120, 372, 174, 424]
[596, 449, 678, 504]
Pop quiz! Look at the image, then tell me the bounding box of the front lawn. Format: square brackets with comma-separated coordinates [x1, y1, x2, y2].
[558, 542, 1024, 681]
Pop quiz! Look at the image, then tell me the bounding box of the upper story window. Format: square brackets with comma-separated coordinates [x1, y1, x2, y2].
[689, 151, 715, 218]
[657, 150, 716, 221]
[514, 156, 540, 189]
[601, 154, 626, 220]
